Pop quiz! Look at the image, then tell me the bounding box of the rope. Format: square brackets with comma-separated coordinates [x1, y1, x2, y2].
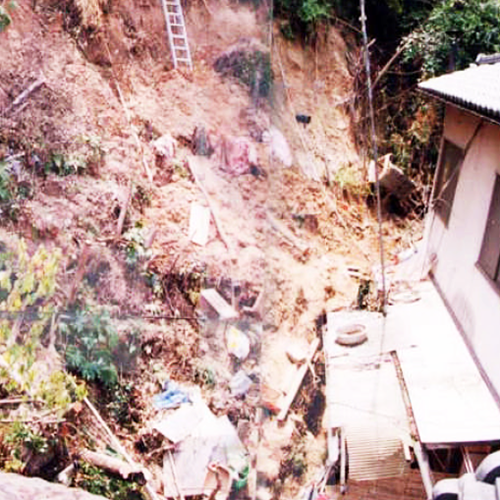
[360, 0, 387, 314]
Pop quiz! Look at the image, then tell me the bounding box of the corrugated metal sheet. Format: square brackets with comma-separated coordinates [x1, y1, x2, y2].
[419, 63, 500, 121]
[346, 425, 406, 481]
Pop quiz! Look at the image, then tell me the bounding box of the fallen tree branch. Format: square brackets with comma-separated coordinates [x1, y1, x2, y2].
[80, 449, 147, 484]
[372, 39, 411, 90]
[5, 77, 45, 114]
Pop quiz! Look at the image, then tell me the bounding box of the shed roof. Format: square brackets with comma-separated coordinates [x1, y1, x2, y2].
[418, 61, 500, 123]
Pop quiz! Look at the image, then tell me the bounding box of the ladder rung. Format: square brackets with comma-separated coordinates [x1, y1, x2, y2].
[170, 22, 184, 26]
[175, 57, 191, 62]
[172, 35, 186, 39]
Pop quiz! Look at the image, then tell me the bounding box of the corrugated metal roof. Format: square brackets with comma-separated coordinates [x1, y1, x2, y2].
[419, 62, 500, 122]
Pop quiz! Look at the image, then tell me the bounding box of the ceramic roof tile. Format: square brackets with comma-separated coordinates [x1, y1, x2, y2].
[418, 62, 500, 121]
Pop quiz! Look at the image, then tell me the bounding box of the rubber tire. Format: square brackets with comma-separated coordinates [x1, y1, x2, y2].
[335, 324, 368, 347]
[476, 450, 500, 484]
[432, 478, 459, 500]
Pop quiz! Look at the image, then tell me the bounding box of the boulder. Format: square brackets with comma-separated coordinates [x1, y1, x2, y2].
[0, 472, 107, 500]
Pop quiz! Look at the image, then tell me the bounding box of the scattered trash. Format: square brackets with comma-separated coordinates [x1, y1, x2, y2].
[153, 380, 190, 410]
[200, 288, 238, 321]
[263, 126, 292, 167]
[230, 370, 252, 396]
[260, 383, 282, 414]
[188, 203, 211, 246]
[226, 326, 250, 360]
[295, 114, 311, 127]
[154, 401, 206, 444]
[162, 397, 249, 499]
[218, 135, 258, 176]
[278, 337, 320, 422]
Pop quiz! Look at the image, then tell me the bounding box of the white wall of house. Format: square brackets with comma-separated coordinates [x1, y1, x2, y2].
[426, 104, 500, 399]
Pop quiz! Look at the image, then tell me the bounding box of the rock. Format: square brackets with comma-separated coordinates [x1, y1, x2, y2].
[0, 472, 107, 499]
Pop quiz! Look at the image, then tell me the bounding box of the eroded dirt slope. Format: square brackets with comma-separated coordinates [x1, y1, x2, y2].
[0, 1, 424, 499]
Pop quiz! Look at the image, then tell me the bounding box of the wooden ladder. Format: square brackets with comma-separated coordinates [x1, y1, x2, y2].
[160, 0, 193, 70]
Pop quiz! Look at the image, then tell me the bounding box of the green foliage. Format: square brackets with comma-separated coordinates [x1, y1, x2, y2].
[46, 152, 87, 176]
[123, 222, 151, 267]
[0, 5, 11, 33]
[0, 240, 86, 414]
[4, 422, 48, 457]
[106, 382, 135, 427]
[333, 162, 369, 196]
[74, 462, 146, 500]
[60, 309, 139, 389]
[0, 162, 14, 203]
[61, 309, 120, 388]
[403, 0, 500, 77]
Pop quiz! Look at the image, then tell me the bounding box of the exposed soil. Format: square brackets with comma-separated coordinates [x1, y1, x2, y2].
[0, 0, 425, 499]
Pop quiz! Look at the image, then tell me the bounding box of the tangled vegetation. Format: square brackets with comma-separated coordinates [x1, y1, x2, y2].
[402, 0, 500, 77]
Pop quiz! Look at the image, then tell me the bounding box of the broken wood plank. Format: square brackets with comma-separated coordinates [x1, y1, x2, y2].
[80, 449, 146, 484]
[83, 397, 160, 500]
[187, 158, 232, 252]
[188, 203, 210, 246]
[200, 288, 238, 320]
[165, 450, 186, 500]
[277, 337, 320, 422]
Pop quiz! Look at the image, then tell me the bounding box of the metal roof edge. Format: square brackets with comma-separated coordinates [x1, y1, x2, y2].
[418, 87, 500, 128]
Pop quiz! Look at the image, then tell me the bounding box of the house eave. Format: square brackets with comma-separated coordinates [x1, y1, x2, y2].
[418, 87, 500, 128]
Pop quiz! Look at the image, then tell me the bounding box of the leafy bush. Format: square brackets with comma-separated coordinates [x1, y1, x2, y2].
[403, 0, 500, 77]
[60, 309, 139, 389]
[0, 5, 11, 33]
[46, 152, 87, 176]
[74, 462, 146, 500]
[0, 239, 86, 412]
[0, 161, 15, 204]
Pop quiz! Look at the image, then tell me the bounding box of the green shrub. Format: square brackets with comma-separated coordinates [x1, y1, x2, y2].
[74, 462, 146, 500]
[60, 309, 124, 388]
[403, 0, 500, 77]
[0, 6, 11, 33]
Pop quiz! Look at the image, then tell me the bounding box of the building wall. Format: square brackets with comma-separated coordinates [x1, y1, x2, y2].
[426, 104, 500, 400]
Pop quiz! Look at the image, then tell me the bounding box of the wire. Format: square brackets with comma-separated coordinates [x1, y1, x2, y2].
[360, 0, 387, 315]
[0, 310, 198, 321]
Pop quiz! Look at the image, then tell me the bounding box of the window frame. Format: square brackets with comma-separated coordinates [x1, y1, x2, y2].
[433, 140, 464, 226]
[477, 174, 500, 290]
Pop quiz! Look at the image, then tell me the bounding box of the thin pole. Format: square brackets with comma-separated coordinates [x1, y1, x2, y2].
[359, 0, 387, 314]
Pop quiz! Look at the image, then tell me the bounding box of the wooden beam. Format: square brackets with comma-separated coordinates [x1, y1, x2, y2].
[277, 337, 320, 422]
